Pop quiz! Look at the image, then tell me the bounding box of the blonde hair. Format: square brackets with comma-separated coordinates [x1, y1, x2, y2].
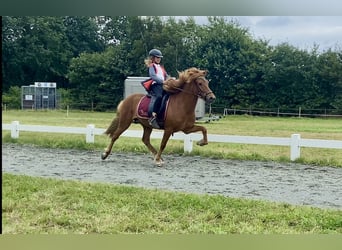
[144, 57, 152, 67]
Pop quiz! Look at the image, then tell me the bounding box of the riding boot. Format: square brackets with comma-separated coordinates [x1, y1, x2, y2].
[149, 114, 160, 129]
[148, 96, 157, 117]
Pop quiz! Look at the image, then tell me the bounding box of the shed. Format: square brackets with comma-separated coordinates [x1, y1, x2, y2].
[21, 82, 57, 110]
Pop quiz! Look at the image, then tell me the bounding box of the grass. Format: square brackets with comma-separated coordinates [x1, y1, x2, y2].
[3, 173, 342, 234]
[2, 109, 342, 167]
[2, 110, 342, 234]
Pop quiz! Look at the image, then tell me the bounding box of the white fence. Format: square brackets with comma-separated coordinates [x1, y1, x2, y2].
[3, 121, 342, 161]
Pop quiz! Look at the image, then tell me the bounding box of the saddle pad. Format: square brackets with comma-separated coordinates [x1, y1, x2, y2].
[136, 95, 169, 120]
[137, 95, 151, 118]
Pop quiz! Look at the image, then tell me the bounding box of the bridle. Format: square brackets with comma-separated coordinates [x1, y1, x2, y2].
[196, 76, 214, 100]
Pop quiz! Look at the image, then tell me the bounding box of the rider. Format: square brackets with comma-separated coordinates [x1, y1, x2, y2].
[144, 48, 169, 129]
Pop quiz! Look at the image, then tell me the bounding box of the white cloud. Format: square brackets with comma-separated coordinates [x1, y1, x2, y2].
[192, 16, 342, 51]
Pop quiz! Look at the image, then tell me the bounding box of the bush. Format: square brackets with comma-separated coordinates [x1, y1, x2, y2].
[2, 86, 21, 109]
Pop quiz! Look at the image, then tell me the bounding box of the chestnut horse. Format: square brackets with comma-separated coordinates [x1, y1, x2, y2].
[101, 67, 216, 166]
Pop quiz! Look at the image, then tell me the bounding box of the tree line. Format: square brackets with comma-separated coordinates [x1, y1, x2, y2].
[2, 16, 342, 114]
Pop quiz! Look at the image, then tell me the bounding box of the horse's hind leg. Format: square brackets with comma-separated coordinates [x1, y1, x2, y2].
[101, 137, 116, 160]
[101, 119, 132, 160]
[154, 129, 173, 167]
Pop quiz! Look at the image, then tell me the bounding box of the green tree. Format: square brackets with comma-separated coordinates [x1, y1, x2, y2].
[263, 43, 323, 110]
[315, 49, 342, 110]
[97, 16, 130, 46]
[159, 16, 200, 75]
[98, 16, 150, 77]
[2, 16, 106, 92]
[2, 86, 21, 109]
[193, 16, 266, 108]
[67, 46, 127, 110]
[3, 16, 340, 114]
[63, 16, 105, 57]
[2, 16, 72, 91]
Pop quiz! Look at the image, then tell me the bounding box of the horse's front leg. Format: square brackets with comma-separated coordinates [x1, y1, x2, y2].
[154, 130, 173, 167]
[141, 125, 158, 156]
[183, 125, 208, 146]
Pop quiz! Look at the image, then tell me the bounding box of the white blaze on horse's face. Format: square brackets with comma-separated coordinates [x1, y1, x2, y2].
[196, 77, 216, 103]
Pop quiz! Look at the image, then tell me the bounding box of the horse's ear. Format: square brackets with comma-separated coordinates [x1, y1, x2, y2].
[198, 69, 207, 76]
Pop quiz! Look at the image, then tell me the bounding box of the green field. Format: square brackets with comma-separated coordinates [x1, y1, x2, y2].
[3, 173, 342, 234]
[2, 110, 342, 234]
[2, 109, 342, 167]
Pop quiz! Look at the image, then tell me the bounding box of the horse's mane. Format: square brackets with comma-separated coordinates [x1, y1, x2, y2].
[163, 67, 207, 94]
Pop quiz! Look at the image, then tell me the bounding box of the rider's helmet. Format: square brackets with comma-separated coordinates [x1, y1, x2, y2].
[149, 49, 163, 58]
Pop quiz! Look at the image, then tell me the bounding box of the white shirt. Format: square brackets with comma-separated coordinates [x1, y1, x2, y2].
[154, 64, 165, 81]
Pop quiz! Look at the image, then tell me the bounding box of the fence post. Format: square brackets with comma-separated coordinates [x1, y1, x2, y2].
[290, 134, 301, 161]
[183, 134, 193, 153]
[11, 121, 20, 139]
[86, 124, 95, 143]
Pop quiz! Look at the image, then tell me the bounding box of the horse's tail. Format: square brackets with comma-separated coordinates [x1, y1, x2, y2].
[104, 101, 123, 138]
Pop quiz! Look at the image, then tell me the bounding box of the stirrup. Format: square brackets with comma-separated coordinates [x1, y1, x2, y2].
[149, 117, 160, 129]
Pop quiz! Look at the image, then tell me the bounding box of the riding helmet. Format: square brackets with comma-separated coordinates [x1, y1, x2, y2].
[149, 49, 163, 58]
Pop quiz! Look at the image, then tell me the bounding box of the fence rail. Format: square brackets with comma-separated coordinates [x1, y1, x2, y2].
[222, 108, 342, 118]
[3, 121, 342, 161]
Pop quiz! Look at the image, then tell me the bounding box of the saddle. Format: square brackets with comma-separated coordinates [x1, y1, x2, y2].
[136, 94, 170, 129]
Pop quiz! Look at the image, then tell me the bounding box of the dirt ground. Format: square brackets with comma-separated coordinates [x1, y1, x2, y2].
[2, 143, 342, 210]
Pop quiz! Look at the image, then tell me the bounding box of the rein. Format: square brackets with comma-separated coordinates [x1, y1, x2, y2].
[170, 85, 199, 97]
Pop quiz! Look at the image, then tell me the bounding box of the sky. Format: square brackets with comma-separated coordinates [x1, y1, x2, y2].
[191, 16, 342, 52]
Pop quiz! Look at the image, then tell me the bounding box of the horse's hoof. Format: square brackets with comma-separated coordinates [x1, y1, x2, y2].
[155, 161, 164, 167]
[196, 139, 208, 146]
[154, 158, 164, 167]
[101, 152, 109, 160]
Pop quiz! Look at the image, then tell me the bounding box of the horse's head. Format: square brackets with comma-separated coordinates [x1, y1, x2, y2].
[180, 67, 208, 83]
[195, 76, 216, 104]
[176, 67, 215, 103]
